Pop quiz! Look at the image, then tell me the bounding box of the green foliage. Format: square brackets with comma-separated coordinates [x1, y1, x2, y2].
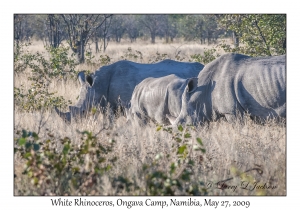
[25, 45, 77, 80]
[174, 50, 186, 62]
[14, 85, 71, 111]
[119, 47, 187, 64]
[85, 43, 112, 67]
[14, 41, 35, 73]
[148, 52, 169, 63]
[85, 45, 113, 68]
[14, 41, 77, 79]
[85, 50, 96, 67]
[120, 47, 143, 62]
[190, 14, 286, 63]
[14, 130, 117, 195]
[179, 15, 220, 45]
[143, 125, 207, 195]
[191, 48, 221, 64]
[15, 125, 207, 195]
[98, 54, 112, 66]
[46, 45, 77, 78]
[217, 14, 286, 56]
[14, 43, 77, 111]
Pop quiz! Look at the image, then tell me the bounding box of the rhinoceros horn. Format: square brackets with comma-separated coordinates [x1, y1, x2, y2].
[55, 106, 71, 124]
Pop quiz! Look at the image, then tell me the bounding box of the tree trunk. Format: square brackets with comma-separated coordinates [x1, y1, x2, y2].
[207, 31, 210, 45]
[103, 37, 110, 52]
[165, 32, 169, 43]
[116, 35, 121, 43]
[74, 38, 85, 64]
[53, 21, 60, 48]
[80, 42, 85, 63]
[103, 38, 106, 52]
[48, 15, 61, 48]
[151, 32, 155, 44]
[233, 31, 239, 48]
[75, 40, 85, 64]
[78, 29, 88, 63]
[95, 36, 99, 53]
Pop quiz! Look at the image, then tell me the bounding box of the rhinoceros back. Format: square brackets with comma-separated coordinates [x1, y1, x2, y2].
[204, 53, 286, 120]
[93, 59, 204, 109]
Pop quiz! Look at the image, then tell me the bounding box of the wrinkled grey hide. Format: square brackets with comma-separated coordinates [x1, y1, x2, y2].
[55, 59, 204, 123]
[125, 74, 198, 125]
[170, 53, 286, 125]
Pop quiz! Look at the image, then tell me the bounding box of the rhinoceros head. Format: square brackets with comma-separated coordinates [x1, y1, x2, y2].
[166, 78, 215, 126]
[55, 71, 100, 123]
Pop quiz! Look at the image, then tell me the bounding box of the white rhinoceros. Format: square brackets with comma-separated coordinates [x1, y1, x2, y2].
[55, 59, 204, 123]
[167, 53, 286, 125]
[124, 74, 198, 125]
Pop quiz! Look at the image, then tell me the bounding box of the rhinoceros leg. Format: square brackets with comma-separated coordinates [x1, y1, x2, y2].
[54, 107, 71, 124]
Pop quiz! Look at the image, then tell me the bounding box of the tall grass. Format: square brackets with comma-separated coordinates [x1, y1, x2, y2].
[14, 39, 286, 195]
[26, 38, 227, 64]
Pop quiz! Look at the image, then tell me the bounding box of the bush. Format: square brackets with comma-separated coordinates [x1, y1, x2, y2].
[14, 85, 71, 112]
[14, 43, 77, 111]
[120, 47, 143, 63]
[14, 41, 36, 73]
[191, 48, 220, 65]
[217, 14, 286, 57]
[143, 125, 207, 195]
[24, 45, 77, 80]
[148, 52, 169, 63]
[14, 125, 207, 195]
[15, 130, 117, 195]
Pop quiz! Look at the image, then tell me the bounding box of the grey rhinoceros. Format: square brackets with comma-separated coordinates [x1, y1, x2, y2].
[167, 53, 286, 125]
[55, 59, 204, 123]
[124, 74, 198, 125]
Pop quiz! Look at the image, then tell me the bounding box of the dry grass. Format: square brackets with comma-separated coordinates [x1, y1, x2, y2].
[14, 107, 286, 195]
[27, 37, 227, 65]
[14, 39, 286, 196]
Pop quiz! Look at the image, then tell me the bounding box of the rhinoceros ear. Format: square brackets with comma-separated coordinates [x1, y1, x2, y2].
[78, 71, 86, 86]
[187, 78, 198, 93]
[78, 71, 94, 86]
[86, 75, 93, 86]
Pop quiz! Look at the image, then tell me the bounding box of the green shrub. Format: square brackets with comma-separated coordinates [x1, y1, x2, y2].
[191, 48, 220, 65]
[14, 43, 77, 111]
[120, 47, 143, 62]
[23, 45, 77, 80]
[14, 85, 71, 112]
[97, 54, 112, 66]
[148, 125, 207, 195]
[15, 130, 117, 195]
[14, 125, 207, 195]
[217, 14, 286, 57]
[14, 41, 36, 73]
[148, 51, 169, 63]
